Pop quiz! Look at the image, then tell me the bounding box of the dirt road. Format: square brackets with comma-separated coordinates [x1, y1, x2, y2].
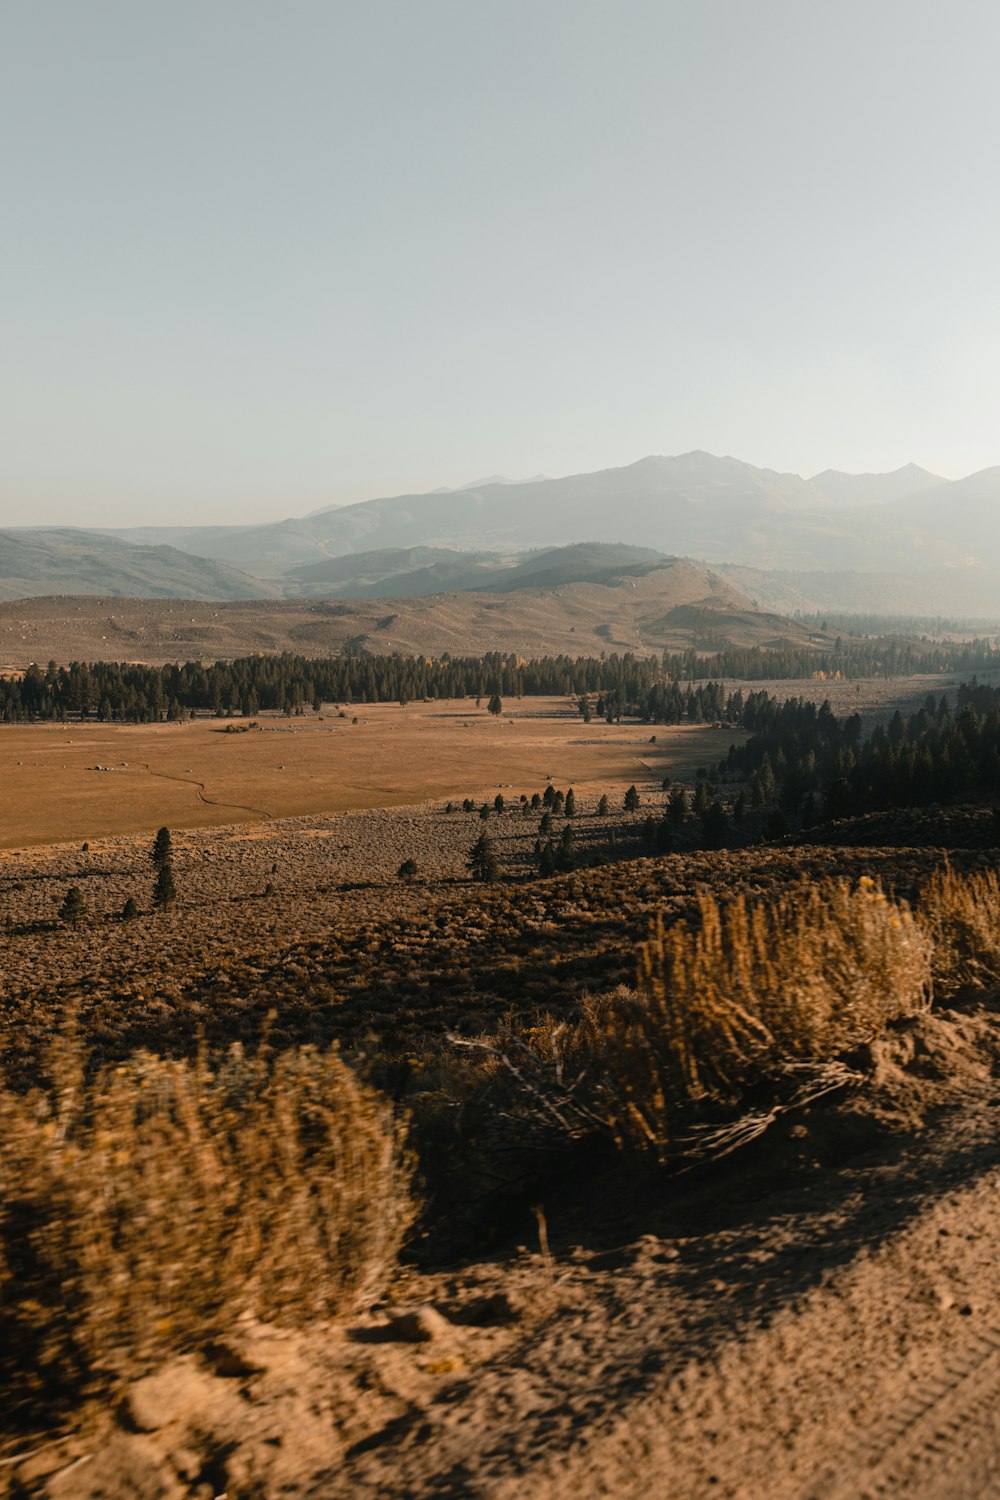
[337, 1007, 1000, 1500]
[11, 1006, 1000, 1499]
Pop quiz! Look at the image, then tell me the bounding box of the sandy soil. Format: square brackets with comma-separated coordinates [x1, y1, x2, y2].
[6, 997, 1000, 1500]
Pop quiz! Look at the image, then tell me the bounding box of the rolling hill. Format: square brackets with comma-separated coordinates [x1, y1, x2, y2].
[0, 557, 822, 668]
[283, 543, 670, 598]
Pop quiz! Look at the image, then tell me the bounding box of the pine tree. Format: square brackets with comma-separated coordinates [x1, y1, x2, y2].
[597, 794, 609, 816]
[538, 840, 556, 877]
[494, 793, 505, 814]
[153, 861, 176, 908]
[151, 825, 172, 869]
[121, 896, 138, 920]
[487, 692, 503, 716]
[667, 787, 689, 825]
[624, 784, 640, 813]
[59, 886, 86, 925]
[564, 788, 576, 818]
[468, 833, 499, 883]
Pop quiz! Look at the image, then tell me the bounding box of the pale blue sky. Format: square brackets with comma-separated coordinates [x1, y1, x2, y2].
[3, 0, 999, 526]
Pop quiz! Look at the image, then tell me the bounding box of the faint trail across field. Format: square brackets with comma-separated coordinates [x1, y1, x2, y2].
[138, 762, 273, 819]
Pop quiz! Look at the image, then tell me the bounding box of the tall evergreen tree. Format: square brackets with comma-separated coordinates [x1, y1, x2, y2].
[153, 861, 177, 908]
[468, 832, 499, 883]
[151, 826, 172, 869]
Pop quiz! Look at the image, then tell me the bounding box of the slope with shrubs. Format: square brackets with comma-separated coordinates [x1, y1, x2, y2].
[2, 797, 1000, 1450]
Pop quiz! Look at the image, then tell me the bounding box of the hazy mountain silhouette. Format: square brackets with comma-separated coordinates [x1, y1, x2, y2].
[10, 451, 994, 607]
[807, 463, 943, 506]
[0, 530, 277, 602]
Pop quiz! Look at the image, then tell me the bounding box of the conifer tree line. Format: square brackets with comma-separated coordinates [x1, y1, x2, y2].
[659, 636, 1000, 683]
[0, 652, 665, 722]
[719, 681, 1000, 818]
[1, 635, 998, 724]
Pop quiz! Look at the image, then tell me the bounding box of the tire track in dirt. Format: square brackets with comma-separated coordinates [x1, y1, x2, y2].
[137, 763, 273, 819]
[810, 1325, 1000, 1500]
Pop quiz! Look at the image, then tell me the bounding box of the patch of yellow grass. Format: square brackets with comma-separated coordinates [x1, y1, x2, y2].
[920, 864, 1000, 993]
[0, 1036, 414, 1426]
[571, 877, 932, 1156]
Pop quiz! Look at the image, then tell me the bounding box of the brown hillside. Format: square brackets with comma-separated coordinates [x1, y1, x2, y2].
[0, 560, 819, 668]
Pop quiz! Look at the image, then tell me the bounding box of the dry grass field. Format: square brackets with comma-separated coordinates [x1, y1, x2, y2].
[0, 672, 975, 850]
[0, 697, 733, 848]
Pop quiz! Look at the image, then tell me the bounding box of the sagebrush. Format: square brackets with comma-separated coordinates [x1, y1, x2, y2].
[0, 1037, 414, 1426]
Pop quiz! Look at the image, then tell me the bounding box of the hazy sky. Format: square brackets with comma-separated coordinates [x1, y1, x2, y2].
[3, 0, 999, 527]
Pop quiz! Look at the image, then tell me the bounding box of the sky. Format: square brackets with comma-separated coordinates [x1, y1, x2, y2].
[2, 0, 999, 528]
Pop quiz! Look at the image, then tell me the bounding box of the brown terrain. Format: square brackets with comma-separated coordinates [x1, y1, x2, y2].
[0, 561, 822, 668]
[3, 681, 1000, 1498]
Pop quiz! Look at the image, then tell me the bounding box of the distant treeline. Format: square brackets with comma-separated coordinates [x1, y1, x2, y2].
[719, 680, 1000, 819]
[794, 612, 1000, 639]
[0, 652, 667, 723]
[2, 636, 999, 725]
[659, 637, 1000, 682]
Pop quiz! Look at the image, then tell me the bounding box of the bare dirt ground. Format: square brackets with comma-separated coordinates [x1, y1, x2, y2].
[7, 998, 1000, 1500]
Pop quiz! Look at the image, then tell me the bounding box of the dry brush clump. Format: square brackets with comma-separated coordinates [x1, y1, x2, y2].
[0, 1033, 414, 1430]
[919, 864, 1000, 993]
[501, 877, 935, 1161]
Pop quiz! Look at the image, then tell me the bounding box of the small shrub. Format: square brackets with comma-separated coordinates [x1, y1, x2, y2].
[570, 877, 932, 1158]
[397, 858, 419, 883]
[920, 865, 1000, 992]
[0, 1037, 415, 1427]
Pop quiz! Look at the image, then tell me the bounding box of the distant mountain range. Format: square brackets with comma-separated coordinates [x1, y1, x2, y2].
[0, 529, 277, 603]
[2, 452, 996, 616]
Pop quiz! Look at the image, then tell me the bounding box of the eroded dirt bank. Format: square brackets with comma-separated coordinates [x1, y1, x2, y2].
[9, 999, 1000, 1500]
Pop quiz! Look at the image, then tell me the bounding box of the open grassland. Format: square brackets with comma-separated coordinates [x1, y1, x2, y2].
[0, 671, 980, 849]
[0, 698, 733, 847]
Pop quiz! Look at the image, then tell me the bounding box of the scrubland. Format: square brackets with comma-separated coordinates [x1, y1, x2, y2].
[2, 701, 1000, 1495]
